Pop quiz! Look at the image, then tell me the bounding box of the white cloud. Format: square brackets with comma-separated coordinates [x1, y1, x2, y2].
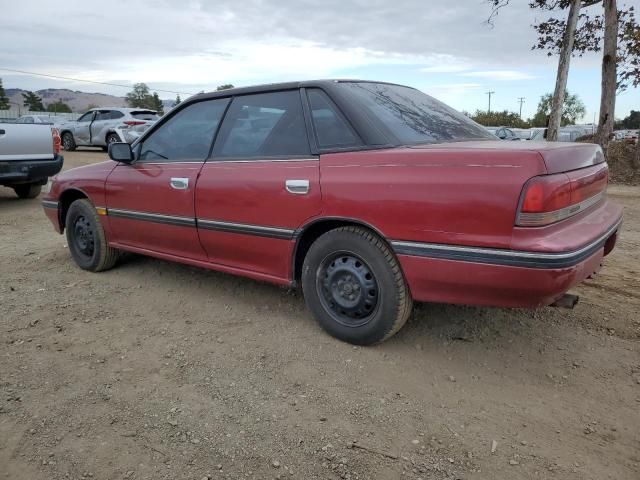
[459, 70, 536, 81]
[419, 54, 473, 74]
[424, 83, 484, 108]
[76, 42, 433, 92]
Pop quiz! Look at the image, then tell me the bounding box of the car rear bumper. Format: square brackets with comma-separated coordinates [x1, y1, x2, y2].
[393, 201, 622, 308]
[0, 155, 64, 186]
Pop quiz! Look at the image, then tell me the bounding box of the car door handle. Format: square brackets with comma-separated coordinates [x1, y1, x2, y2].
[0, 129, 5, 135]
[285, 179, 309, 195]
[170, 177, 189, 190]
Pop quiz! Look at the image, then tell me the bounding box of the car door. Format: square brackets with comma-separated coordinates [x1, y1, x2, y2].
[105, 98, 229, 260]
[195, 89, 321, 282]
[74, 111, 95, 145]
[90, 110, 112, 146]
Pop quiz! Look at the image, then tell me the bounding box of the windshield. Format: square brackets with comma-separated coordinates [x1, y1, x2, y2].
[131, 110, 159, 121]
[339, 82, 495, 145]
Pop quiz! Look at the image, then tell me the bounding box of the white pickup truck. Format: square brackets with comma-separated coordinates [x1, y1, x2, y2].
[0, 123, 63, 199]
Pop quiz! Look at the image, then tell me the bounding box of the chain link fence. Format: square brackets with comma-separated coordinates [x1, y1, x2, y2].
[0, 109, 81, 122]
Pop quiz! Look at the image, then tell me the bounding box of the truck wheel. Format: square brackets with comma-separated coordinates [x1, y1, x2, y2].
[301, 226, 412, 345]
[62, 132, 76, 151]
[65, 199, 119, 272]
[13, 184, 42, 199]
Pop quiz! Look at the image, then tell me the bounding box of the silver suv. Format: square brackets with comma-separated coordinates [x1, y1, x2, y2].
[59, 107, 159, 151]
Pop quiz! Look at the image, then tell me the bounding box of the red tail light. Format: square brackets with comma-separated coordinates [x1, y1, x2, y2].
[123, 120, 145, 126]
[517, 164, 608, 226]
[51, 128, 61, 155]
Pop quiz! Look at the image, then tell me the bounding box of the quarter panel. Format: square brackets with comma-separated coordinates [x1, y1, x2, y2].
[319, 147, 546, 249]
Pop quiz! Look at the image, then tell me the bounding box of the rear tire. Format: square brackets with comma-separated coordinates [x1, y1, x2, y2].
[65, 199, 119, 272]
[13, 184, 42, 199]
[62, 132, 76, 151]
[301, 226, 412, 345]
[106, 133, 120, 149]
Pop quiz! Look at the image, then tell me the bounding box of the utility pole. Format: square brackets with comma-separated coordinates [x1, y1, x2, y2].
[486, 91, 495, 113]
[518, 97, 526, 118]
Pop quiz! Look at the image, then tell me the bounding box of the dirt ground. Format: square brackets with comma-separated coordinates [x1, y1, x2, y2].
[1, 150, 639, 480]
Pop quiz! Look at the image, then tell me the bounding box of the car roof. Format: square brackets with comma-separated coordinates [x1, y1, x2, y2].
[187, 79, 414, 102]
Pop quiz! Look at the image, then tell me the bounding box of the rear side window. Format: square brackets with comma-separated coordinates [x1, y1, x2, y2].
[307, 89, 361, 149]
[139, 99, 229, 162]
[339, 82, 494, 145]
[214, 90, 310, 158]
[131, 111, 159, 121]
[110, 111, 125, 120]
[95, 111, 112, 121]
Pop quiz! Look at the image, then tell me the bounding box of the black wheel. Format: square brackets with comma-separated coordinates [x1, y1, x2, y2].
[302, 226, 412, 345]
[13, 183, 42, 199]
[106, 133, 120, 147]
[62, 132, 76, 151]
[65, 199, 119, 272]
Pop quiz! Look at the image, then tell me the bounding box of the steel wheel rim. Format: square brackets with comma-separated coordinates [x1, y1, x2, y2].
[316, 251, 379, 327]
[73, 215, 95, 257]
[63, 134, 73, 150]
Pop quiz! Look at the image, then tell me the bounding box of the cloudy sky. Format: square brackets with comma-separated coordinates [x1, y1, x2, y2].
[1, 0, 638, 120]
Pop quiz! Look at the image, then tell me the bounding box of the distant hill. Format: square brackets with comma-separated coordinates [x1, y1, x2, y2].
[6, 88, 128, 112]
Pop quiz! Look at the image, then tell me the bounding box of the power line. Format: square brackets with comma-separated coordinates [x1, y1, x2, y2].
[0, 67, 196, 96]
[518, 97, 526, 118]
[486, 91, 495, 113]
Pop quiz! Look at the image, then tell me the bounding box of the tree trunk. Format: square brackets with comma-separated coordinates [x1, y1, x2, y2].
[596, 0, 618, 152]
[547, 0, 582, 142]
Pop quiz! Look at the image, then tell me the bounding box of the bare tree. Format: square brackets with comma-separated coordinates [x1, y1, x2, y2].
[595, 0, 618, 150]
[548, 0, 582, 141]
[487, 0, 639, 150]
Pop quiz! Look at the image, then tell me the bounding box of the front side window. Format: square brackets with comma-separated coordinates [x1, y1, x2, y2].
[77, 112, 94, 122]
[338, 82, 495, 145]
[139, 98, 229, 162]
[307, 89, 361, 149]
[214, 90, 310, 158]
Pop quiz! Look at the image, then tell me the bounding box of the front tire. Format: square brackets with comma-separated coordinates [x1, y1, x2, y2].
[13, 183, 42, 199]
[301, 226, 412, 345]
[65, 199, 119, 272]
[62, 132, 76, 151]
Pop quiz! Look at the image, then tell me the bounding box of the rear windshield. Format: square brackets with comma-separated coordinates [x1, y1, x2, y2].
[339, 82, 494, 145]
[130, 111, 159, 121]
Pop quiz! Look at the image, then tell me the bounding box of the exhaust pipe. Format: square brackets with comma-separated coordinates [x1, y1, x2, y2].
[551, 293, 579, 309]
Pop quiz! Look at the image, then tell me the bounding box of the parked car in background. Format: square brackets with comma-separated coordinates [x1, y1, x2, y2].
[623, 130, 638, 144]
[486, 126, 522, 140]
[530, 127, 590, 142]
[42, 80, 621, 345]
[15, 114, 67, 127]
[59, 107, 159, 151]
[0, 122, 63, 198]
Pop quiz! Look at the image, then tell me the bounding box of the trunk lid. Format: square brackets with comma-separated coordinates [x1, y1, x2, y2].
[408, 141, 605, 174]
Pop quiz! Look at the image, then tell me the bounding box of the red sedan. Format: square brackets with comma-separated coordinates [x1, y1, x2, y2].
[42, 81, 622, 344]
